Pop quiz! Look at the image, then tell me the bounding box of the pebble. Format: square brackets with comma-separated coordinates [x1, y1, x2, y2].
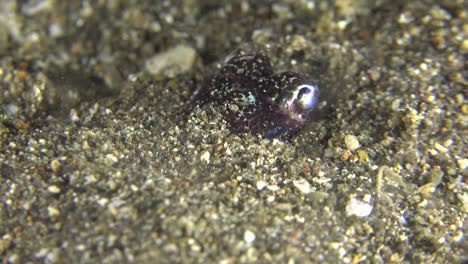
[21, 0, 52, 15]
[50, 159, 61, 172]
[456, 158, 468, 170]
[267, 184, 280, 192]
[256, 180, 267, 190]
[69, 109, 80, 122]
[293, 179, 312, 194]
[47, 206, 60, 217]
[251, 29, 273, 44]
[344, 135, 360, 151]
[357, 150, 369, 163]
[145, 44, 197, 77]
[244, 230, 256, 244]
[47, 185, 61, 194]
[443, 139, 453, 147]
[200, 151, 210, 164]
[5, 103, 19, 115]
[460, 39, 468, 51]
[434, 143, 448, 153]
[405, 149, 420, 165]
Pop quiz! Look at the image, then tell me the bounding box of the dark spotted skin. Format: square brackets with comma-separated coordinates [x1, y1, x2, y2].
[198, 50, 319, 139]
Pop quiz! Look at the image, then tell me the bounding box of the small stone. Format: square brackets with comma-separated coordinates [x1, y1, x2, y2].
[443, 139, 453, 147]
[69, 109, 80, 122]
[293, 179, 312, 194]
[50, 159, 61, 172]
[21, 0, 52, 15]
[267, 184, 280, 192]
[461, 39, 468, 52]
[456, 158, 468, 171]
[256, 180, 267, 190]
[426, 95, 436, 103]
[357, 150, 369, 163]
[391, 99, 401, 110]
[461, 104, 468, 114]
[47, 206, 60, 217]
[405, 149, 420, 165]
[105, 153, 118, 164]
[49, 23, 64, 38]
[289, 35, 308, 51]
[5, 104, 19, 115]
[344, 135, 360, 151]
[0, 236, 12, 251]
[251, 29, 273, 44]
[244, 230, 256, 244]
[434, 143, 448, 153]
[368, 67, 381, 81]
[200, 151, 210, 164]
[97, 197, 109, 207]
[272, 3, 292, 19]
[47, 185, 61, 194]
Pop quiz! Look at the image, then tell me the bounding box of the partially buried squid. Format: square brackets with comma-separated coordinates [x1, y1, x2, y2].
[195, 49, 319, 139]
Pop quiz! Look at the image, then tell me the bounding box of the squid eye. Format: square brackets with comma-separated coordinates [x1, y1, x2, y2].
[295, 84, 318, 109]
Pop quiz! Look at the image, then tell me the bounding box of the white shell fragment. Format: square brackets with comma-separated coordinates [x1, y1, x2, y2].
[145, 44, 197, 77]
[346, 195, 373, 218]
